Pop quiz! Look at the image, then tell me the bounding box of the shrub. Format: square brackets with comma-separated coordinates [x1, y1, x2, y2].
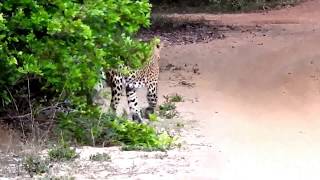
[39, 176, 75, 180]
[159, 101, 178, 119]
[57, 106, 116, 145]
[165, 93, 184, 103]
[48, 142, 78, 162]
[158, 94, 184, 119]
[0, 0, 152, 112]
[57, 106, 175, 151]
[89, 153, 111, 161]
[112, 120, 175, 151]
[23, 155, 49, 177]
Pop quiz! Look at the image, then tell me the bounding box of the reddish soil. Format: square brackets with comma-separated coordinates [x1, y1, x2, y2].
[159, 0, 320, 179]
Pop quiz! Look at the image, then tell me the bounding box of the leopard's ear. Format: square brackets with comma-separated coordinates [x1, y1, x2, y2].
[152, 37, 161, 49]
[156, 42, 164, 49]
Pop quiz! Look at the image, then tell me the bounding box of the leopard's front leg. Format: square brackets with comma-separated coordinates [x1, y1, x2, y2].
[125, 85, 143, 123]
[109, 75, 123, 112]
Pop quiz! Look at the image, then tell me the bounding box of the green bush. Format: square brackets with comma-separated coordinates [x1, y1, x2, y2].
[89, 153, 111, 161]
[165, 93, 184, 103]
[57, 107, 175, 151]
[0, 0, 152, 110]
[159, 101, 178, 119]
[48, 142, 78, 162]
[112, 119, 175, 151]
[57, 106, 115, 145]
[23, 155, 49, 177]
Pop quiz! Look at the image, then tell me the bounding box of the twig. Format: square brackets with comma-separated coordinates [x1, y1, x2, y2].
[7, 113, 32, 119]
[5, 87, 26, 140]
[27, 76, 35, 142]
[2, 104, 64, 120]
[40, 85, 66, 142]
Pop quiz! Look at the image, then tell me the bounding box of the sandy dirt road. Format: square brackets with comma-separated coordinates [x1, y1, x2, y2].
[1, 1, 320, 179]
[158, 1, 320, 179]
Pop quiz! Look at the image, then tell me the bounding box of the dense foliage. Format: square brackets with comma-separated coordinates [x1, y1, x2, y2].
[0, 0, 152, 110]
[58, 108, 175, 150]
[0, 0, 176, 152]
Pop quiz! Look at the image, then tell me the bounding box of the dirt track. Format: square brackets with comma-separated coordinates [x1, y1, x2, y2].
[159, 1, 320, 179]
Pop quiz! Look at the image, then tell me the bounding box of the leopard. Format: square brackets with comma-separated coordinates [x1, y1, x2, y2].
[104, 40, 163, 123]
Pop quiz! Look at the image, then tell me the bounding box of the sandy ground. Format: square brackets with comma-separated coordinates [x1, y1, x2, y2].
[159, 1, 320, 179]
[2, 0, 320, 179]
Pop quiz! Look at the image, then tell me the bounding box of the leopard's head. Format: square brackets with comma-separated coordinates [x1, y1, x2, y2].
[152, 37, 163, 50]
[151, 37, 162, 61]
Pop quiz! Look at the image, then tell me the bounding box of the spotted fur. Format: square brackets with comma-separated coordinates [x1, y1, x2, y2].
[105, 42, 162, 122]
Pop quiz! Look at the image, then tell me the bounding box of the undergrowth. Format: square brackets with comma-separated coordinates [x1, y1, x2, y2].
[89, 153, 111, 161]
[159, 102, 178, 119]
[158, 94, 183, 119]
[23, 155, 49, 177]
[166, 93, 184, 103]
[39, 176, 75, 180]
[22, 140, 78, 177]
[57, 106, 175, 151]
[48, 142, 78, 162]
